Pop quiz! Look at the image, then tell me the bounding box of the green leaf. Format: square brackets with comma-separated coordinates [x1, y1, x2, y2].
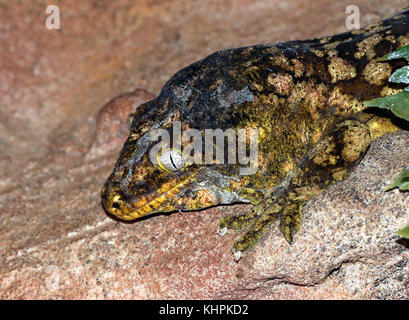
[364, 90, 409, 121]
[390, 66, 409, 84]
[397, 223, 409, 239]
[385, 165, 409, 191]
[379, 44, 409, 62]
[366, 39, 409, 241]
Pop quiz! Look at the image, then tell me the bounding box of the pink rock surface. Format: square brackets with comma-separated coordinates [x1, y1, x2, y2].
[1, 0, 409, 299]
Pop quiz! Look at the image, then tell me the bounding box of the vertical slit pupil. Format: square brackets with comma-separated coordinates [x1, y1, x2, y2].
[169, 154, 177, 169]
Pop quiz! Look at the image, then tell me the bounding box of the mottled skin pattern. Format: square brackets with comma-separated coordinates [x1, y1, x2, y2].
[102, 11, 409, 259]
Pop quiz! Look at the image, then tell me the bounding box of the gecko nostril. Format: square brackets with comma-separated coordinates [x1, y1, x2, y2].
[112, 202, 120, 209]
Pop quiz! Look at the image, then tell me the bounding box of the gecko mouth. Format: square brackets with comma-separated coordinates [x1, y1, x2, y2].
[102, 171, 200, 221]
[121, 176, 194, 220]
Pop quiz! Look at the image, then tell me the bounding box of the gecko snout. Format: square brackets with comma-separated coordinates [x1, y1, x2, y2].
[101, 178, 160, 221]
[101, 181, 127, 218]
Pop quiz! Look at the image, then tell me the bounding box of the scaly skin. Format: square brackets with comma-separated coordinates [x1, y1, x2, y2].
[102, 11, 409, 259]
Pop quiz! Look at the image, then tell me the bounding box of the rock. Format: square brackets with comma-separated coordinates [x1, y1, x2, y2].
[86, 89, 156, 160]
[240, 131, 409, 299]
[2, 108, 409, 299]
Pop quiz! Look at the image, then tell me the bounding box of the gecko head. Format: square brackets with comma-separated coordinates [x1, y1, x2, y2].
[101, 118, 260, 221]
[101, 138, 256, 221]
[102, 48, 265, 220]
[101, 96, 261, 221]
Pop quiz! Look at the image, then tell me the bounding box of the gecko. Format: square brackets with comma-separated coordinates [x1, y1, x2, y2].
[101, 10, 409, 260]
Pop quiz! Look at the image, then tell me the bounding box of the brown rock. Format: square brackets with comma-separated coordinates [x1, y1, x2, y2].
[86, 89, 156, 160]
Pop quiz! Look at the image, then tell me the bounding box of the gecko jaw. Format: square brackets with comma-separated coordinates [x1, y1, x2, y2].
[102, 170, 199, 221]
[120, 176, 194, 220]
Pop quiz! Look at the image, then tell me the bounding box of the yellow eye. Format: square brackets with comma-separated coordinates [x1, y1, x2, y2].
[157, 149, 186, 172]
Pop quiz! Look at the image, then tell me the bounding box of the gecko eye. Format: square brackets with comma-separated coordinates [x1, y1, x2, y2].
[157, 149, 186, 172]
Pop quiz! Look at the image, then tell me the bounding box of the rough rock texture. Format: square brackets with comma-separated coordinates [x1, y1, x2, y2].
[1, 0, 409, 299]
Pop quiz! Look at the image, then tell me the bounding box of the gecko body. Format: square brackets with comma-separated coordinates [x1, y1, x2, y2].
[102, 11, 409, 259]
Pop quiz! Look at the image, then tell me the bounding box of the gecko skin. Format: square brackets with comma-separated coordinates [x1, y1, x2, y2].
[102, 11, 409, 259]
